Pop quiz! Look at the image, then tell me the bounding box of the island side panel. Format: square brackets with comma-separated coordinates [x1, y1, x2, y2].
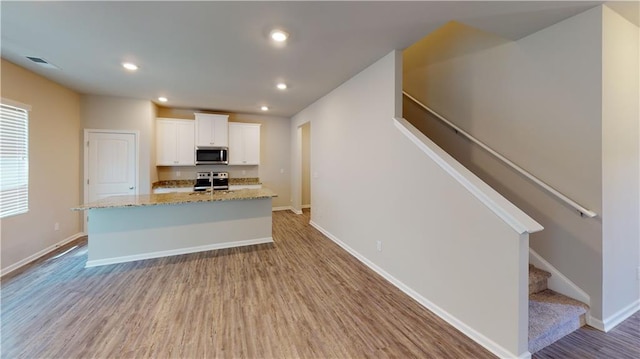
[86, 198, 273, 267]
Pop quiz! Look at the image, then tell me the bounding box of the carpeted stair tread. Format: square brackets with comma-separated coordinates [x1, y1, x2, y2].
[529, 264, 551, 295]
[529, 289, 589, 353]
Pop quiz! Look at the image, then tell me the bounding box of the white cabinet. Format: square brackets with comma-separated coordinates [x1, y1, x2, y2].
[156, 118, 195, 166]
[229, 184, 262, 190]
[153, 187, 193, 194]
[195, 113, 228, 147]
[228, 122, 261, 165]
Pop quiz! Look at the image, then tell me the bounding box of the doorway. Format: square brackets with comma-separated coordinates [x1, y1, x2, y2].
[83, 129, 139, 232]
[301, 122, 311, 210]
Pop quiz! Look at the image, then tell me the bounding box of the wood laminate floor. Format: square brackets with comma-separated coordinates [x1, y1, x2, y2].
[3, 209, 639, 358]
[2, 209, 494, 358]
[533, 311, 639, 359]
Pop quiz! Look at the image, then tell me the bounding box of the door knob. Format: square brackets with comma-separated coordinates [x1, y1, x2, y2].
[129, 186, 134, 190]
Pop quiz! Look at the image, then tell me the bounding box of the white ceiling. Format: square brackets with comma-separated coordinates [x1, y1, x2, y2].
[2, 1, 619, 117]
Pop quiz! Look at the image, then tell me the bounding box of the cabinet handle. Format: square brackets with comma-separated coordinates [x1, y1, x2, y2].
[129, 186, 134, 190]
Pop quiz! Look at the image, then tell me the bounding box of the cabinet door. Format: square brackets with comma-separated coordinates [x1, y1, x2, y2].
[228, 123, 260, 165]
[243, 124, 260, 165]
[195, 114, 228, 147]
[195, 116, 214, 146]
[176, 121, 195, 165]
[212, 116, 229, 147]
[156, 120, 178, 165]
[229, 184, 262, 190]
[228, 123, 244, 165]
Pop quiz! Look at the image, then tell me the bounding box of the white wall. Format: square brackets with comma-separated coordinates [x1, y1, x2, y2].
[1, 59, 82, 274]
[232, 113, 291, 208]
[403, 7, 609, 320]
[80, 95, 156, 195]
[601, 6, 640, 324]
[154, 108, 292, 208]
[291, 51, 536, 358]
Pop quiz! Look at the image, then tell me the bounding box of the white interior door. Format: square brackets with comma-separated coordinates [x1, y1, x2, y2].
[84, 130, 137, 231]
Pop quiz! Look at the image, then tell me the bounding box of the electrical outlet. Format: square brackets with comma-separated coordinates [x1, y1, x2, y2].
[176, 171, 181, 177]
[376, 240, 382, 251]
[54, 222, 60, 231]
[242, 170, 246, 175]
[280, 168, 284, 174]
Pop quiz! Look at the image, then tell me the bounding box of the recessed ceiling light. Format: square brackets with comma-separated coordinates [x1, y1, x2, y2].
[158, 97, 168, 103]
[270, 29, 289, 43]
[276, 83, 287, 90]
[122, 62, 138, 71]
[260, 106, 269, 111]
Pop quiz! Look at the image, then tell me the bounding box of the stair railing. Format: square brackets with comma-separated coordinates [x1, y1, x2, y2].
[403, 91, 597, 218]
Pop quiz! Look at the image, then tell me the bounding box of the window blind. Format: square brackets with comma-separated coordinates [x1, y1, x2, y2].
[0, 103, 29, 218]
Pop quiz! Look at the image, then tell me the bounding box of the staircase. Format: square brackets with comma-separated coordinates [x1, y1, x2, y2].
[528, 264, 589, 353]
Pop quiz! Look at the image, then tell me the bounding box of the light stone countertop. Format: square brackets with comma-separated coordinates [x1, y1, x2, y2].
[151, 180, 194, 189]
[72, 188, 277, 211]
[151, 178, 261, 189]
[229, 177, 261, 185]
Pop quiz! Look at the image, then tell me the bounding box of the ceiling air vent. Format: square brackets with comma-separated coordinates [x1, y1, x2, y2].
[26, 56, 60, 70]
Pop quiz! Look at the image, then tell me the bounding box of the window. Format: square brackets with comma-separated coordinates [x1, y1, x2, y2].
[0, 101, 29, 218]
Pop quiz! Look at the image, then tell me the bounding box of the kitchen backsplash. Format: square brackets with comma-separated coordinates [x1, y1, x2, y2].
[152, 177, 260, 189]
[156, 165, 259, 181]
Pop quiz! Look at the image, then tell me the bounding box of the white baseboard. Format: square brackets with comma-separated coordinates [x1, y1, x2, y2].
[86, 237, 273, 268]
[529, 248, 590, 307]
[271, 206, 302, 214]
[272, 206, 302, 214]
[302, 204, 311, 209]
[589, 299, 640, 332]
[309, 220, 525, 359]
[273, 205, 303, 214]
[1, 232, 86, 277]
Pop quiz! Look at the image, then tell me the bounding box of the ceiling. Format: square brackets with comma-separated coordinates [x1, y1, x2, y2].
[3, 1, 625, 117]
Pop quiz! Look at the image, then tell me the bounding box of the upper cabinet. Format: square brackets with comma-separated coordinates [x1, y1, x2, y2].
[228, 122, 261, 165]
[156, 118, 195, 166]
[195, 113, 228, 147]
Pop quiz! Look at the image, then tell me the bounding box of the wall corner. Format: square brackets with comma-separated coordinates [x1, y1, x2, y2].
[393, 50, 403, 118]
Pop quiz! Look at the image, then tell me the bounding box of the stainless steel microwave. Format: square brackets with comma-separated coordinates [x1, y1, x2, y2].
[195, 146, 228, 165]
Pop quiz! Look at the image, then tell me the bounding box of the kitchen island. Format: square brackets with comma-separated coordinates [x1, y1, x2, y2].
[72, 188, 277, 267]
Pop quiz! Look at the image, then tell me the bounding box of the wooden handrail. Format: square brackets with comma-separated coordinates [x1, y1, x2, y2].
[403, 91, 597, 218]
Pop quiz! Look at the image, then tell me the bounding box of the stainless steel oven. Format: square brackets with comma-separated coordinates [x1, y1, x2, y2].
[194, 172, 229, 191]
[195, 147, 228, 165]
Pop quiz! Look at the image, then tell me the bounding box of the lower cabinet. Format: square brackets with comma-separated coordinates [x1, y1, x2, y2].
[229, 184, 262, 190]
[152, 187, 193, 194]
[229, 122, 260, 165]
[154, 185, 261, 193]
